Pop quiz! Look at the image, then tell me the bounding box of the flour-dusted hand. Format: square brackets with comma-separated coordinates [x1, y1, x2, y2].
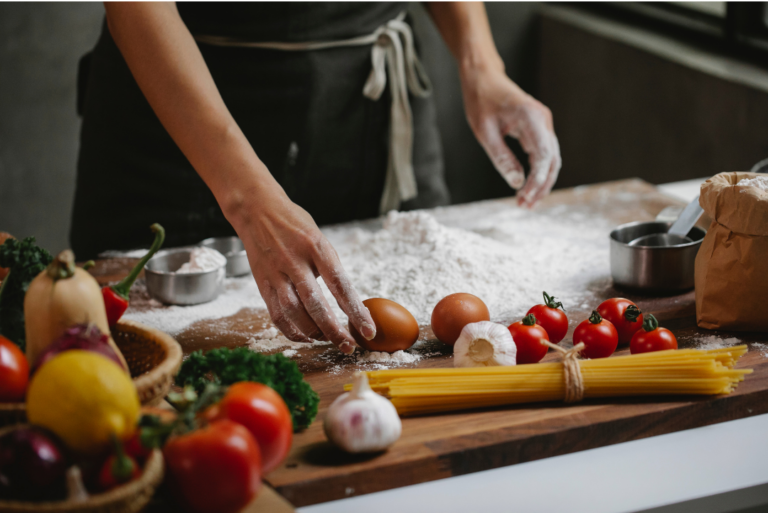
[234, 191, 376, 354]
[461, 66, 561, 209]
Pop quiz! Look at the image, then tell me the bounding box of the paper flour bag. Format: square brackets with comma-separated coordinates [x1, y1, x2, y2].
[695, 172, 768, 331]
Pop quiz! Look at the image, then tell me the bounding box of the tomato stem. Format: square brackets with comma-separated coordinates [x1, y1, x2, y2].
[542, 291, 565, 311]
[168, 383, 229, 435]
[642, 314, 659, 332]
[109, 435, 137, 483]
[522, 313, 538, 326]
[624, 304, 642, 322]
[588, 310, 603, 324]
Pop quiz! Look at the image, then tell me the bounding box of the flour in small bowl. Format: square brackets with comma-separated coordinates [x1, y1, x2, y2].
[737, 176, 768, 192]
[176, 247, 226, 273]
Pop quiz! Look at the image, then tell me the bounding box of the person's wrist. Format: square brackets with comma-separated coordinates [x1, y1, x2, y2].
[457, 44, 504, 81]
[220, 170, 288, 235]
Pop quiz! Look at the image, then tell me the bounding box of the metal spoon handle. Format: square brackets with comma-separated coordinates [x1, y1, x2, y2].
[668, 195, 703, 238]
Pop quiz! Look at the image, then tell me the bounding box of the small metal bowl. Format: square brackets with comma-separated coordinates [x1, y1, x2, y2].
[145, 248, 225, 305]
[199, 236, 250, 277]
[610, 221, 706, 293]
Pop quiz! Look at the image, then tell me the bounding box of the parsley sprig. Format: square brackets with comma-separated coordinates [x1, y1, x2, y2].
[175, 348, 320, 431]
[0, 237, 53, 350]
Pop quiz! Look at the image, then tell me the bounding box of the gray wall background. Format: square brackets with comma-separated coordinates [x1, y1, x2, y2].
[0, 2, 541, 254]
[0, 3, 103, 253]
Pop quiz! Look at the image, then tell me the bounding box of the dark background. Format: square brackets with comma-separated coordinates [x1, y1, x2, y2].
[2, 2, 768, 253]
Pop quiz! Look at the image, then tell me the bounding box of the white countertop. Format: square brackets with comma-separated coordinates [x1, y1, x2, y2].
[300, 413, 768, 513]
[301, 176, 768, 513]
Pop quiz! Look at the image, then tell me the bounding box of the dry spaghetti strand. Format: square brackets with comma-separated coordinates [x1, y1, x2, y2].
[346, 346, 752, 416]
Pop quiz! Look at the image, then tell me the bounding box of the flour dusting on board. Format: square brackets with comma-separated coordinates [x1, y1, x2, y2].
[358, 350, 422, 365]
[121, 204, 613, 367]
[246, 327, 331, 352]
[689, 335, 742, 350]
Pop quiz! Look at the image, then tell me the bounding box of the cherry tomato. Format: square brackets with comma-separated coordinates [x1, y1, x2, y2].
[597, 298, 643, 345]
[526, 291, 568, 343]
[508, 314, 550, 364]
[98, 439, 140, 491]
[164, 420, 262, 513]
[203, 382, 292, 474]
[124, 409, 177, 462]
[0, 335, 28, 402]
[573, 310, 618, 359]
[630, 314, 678, 354]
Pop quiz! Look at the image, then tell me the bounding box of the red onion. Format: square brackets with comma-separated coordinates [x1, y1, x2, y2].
[31, 323, 126, 375]
[0, 426, 68, 501]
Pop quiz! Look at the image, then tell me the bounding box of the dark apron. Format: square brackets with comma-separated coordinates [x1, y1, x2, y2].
[71, 2, 448, 259]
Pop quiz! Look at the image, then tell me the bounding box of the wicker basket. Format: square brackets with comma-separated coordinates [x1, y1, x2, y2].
[0, 449, 164, 513]
[0, 320, 182, 426]
[113, 320, 183, 406]
[0, 402, 26, 428]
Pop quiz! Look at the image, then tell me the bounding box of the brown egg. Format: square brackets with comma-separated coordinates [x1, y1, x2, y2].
[349, 298, 419, 353]
[431, 293, 490, 346]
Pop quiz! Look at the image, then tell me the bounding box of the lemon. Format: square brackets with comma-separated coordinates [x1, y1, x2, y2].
[27, 350, 140, 455]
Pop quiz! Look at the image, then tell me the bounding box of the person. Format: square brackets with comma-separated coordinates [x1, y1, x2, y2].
[71, 2, 561, 355]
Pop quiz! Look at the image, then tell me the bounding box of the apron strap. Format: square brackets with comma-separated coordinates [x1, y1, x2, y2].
[194, 12, 432, 214]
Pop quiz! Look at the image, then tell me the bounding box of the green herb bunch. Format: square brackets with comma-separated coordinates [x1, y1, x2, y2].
[175, 347, 320, 431]
[0, 237, 53, 350]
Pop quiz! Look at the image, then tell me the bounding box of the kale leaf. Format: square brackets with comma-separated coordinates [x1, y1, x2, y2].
[175, 347, 320, 431]
[0, 237, 53, 350]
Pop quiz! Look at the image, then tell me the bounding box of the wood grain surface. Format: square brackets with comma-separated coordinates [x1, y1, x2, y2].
[90, 179, 768, 508]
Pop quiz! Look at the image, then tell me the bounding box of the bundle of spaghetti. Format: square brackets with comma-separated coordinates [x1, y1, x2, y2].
[348, 346, 751, 416]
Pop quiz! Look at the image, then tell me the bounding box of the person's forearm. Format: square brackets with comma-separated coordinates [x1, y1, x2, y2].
[104, 2, 283, 229]
[425, 3, 504, 77]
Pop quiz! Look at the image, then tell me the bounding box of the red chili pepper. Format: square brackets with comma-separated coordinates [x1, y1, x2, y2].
[102, 224, 165, 326]
[98, 436, 141, 490]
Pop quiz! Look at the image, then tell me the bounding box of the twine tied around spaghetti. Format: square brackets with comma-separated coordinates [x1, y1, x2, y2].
[541, 341, 585, 403]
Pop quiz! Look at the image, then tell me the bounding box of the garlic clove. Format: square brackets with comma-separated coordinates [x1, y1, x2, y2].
[453, 321, 517, 367]
[324, 372, 402, 453]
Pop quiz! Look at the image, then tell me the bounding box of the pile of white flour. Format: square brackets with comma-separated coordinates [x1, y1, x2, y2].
[327, 208, 611, 325]
[123, 206, 613, 344]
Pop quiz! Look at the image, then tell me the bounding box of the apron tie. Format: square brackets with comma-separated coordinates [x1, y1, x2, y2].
[194, 12, 432, 214]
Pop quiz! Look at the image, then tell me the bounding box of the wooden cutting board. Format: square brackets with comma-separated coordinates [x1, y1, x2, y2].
[90, 179, 768, 508]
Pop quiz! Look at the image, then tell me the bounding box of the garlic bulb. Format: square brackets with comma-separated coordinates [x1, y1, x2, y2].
[324, 372, 402, 453]
[453, 321, 517, 367]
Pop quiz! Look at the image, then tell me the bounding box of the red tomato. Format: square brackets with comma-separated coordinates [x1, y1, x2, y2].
[573, 311, 618, 359]
[508, 314, 550, 364]
[203, 382, 292, 474]
[0, 336, 28, 402]
[630, 314, 678, 354]
[526, 292, 568, 343]
[597, 298, 643, 345]
[163, 420, 262, 513]
[98, 450, 140, 491]
[124, 432, 152, 463]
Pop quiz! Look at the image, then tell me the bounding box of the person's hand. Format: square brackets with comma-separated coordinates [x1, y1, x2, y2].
[461, 68, 561, 208]
[233, 190, 376, 354]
